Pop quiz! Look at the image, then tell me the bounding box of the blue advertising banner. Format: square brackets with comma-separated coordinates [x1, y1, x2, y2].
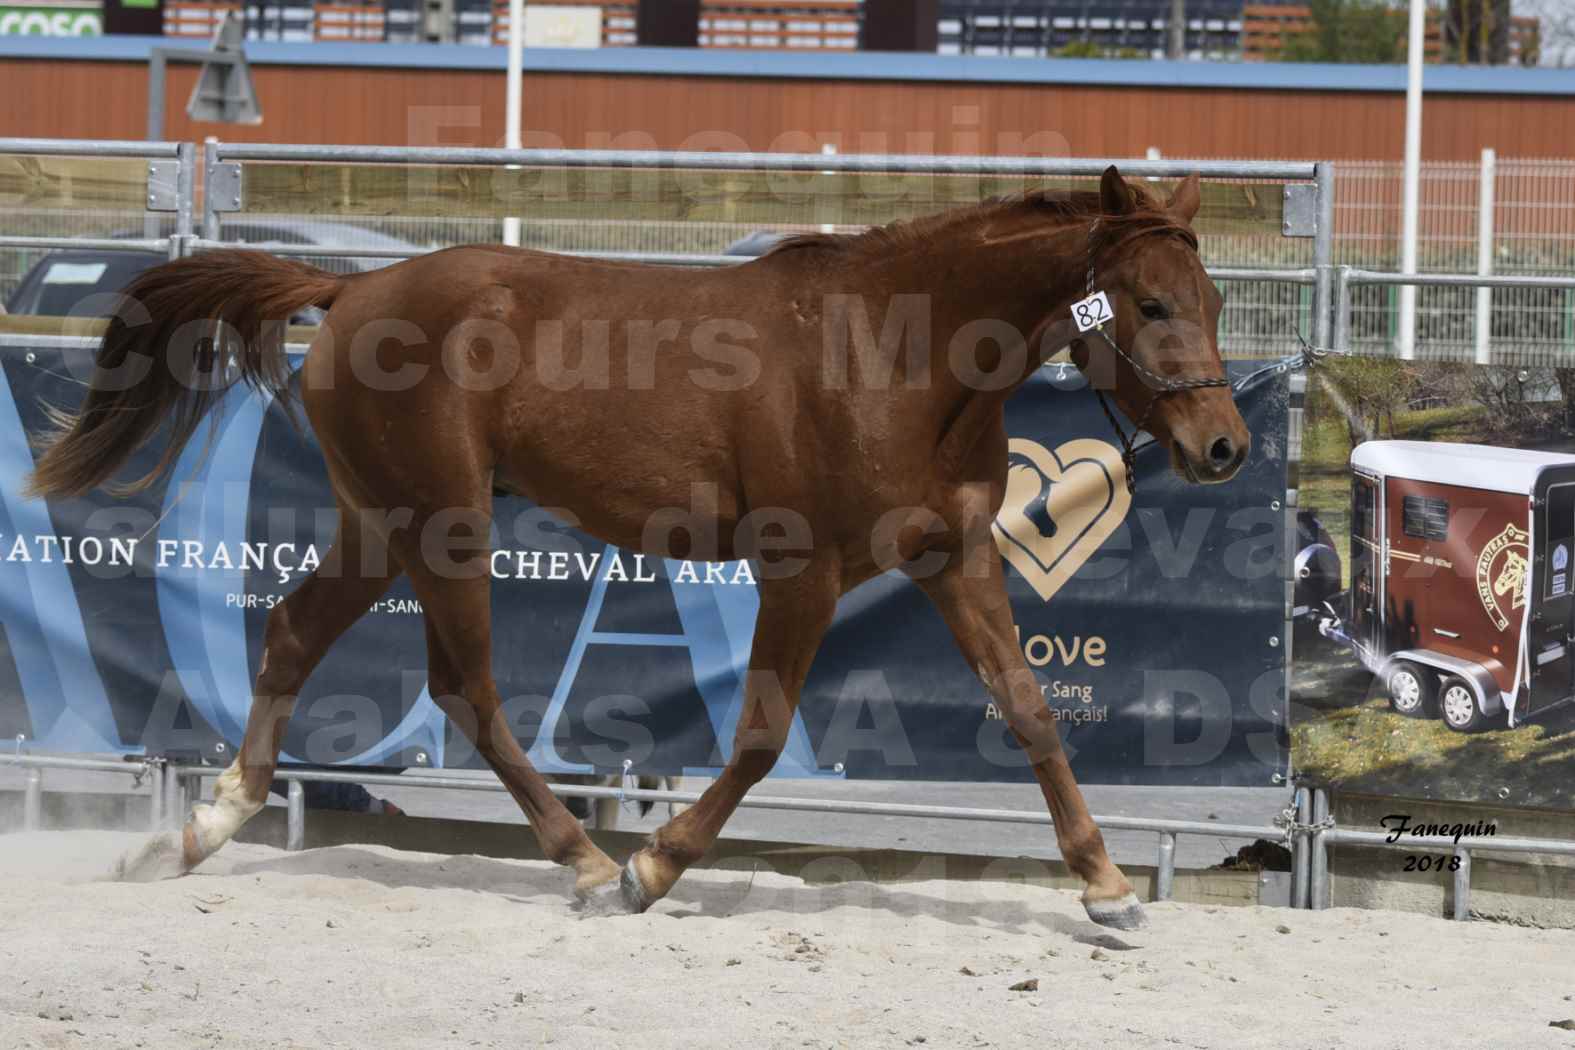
[0, 346, 1289, 784]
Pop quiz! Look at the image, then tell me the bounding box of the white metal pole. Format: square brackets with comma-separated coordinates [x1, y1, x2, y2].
[1474, 147, 1495, 366]
[820, 143, 837, 233]
[503, 0, 524, 247]
[1397, 0, 1426, 359]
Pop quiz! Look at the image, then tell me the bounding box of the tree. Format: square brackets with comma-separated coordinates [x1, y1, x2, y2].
[1444, 0, 1512, 64]
[1554, 368, 1575, 431]
[1279, 0, 1409, 63]
[1055, 40, 1145, 59]
[1469, 366, 1558, 438]
[1318, 357, 1416, 447]
[1523, 0, 1570, 65]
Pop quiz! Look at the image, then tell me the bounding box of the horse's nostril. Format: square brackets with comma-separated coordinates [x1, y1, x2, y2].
[1208, 437, 1236, 468]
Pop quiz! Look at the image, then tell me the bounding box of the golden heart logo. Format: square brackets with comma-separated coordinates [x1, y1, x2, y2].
[993, 438, 1132, 602]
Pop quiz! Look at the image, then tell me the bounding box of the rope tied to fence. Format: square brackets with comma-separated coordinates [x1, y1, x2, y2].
[618, 758, 643, 815]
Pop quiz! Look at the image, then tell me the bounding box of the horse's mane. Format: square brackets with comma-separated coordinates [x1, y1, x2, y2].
[768, 186, 1197, 260]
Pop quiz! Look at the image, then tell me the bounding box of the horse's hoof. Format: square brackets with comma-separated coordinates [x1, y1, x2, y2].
[571, 857, 622, 901]
[575, 878, 630, 917]
[113, 831, 189, 883]
[1084, 893, 1148, 931]
[576, 858, 652, 917]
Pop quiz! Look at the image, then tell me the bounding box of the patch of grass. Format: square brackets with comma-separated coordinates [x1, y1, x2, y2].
[1390, 404, 1483, 443]
[1292, 643, 1575, 810]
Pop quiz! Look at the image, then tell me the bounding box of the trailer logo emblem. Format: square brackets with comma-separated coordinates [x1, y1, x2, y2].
[994, 438, 1131, 602]
[1475, 524, 1529, 631]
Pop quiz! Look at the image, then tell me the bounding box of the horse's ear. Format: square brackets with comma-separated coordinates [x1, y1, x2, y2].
[1167, 172, 1202, 225]
[1099, 165, 1136, 216]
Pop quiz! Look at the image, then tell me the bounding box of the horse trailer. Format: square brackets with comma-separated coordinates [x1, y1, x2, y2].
[1320, 440, 1575, 731]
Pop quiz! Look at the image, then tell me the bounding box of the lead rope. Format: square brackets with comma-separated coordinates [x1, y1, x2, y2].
[1080, 218, 1233, 494]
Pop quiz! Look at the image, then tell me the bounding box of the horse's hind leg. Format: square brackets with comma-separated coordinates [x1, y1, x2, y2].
[116, 512, 399, 881]
[399, 514, 620, 898]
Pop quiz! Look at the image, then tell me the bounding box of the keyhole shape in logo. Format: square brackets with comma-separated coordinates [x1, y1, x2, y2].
[993, 438, 1132, 602]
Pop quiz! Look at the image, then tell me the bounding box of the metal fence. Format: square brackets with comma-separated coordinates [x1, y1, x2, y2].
[3, 750, 1287, 904]
[0, 138, 192, 303]
[1333, 267, 1575, 366]
[8, 139, 1572, 364]
[4, 138, 1345, 356]
[10, 136, 1573, 921]
[7, 750, 1574, 920]
[0, 136, 1337, 909]
[1331, 154, 1575, 365]
[190, 140, 1334, 358]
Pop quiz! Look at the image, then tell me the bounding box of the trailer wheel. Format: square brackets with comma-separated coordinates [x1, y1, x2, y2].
[1386, 662, 1435, 717]
[1439, 677, 1486, 732]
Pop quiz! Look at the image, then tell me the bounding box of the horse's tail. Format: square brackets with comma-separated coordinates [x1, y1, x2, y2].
[24, 250, 343, 500]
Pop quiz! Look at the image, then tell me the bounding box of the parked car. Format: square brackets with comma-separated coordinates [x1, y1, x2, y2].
[4, 219, 427, 322]
[1293, 510, 1342, 620]
[722, 230, 789, 258]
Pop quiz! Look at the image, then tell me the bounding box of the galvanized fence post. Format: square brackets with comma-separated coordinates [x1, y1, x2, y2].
[1309, 788, 1330, 910]
[163, 762, 185, 831]
[1332, 265, 1353, 352]
[146, 758, 165, 832]
[202, 137, 223, 242]
[173, 140, 197, 260]
[23, 766, 43, 832]
[1313, 161, 1336, 350]
[1155, 830, 1176, 902]
[1291, 786, 1311, 909]
[286, 779, 306, 852]
[1452, 848, 1472, 921]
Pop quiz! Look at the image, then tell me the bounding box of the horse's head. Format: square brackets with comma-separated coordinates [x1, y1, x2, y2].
[1068, 166, 1249, 485]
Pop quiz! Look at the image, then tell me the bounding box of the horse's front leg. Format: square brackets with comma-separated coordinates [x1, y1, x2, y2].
[916, 547, 1146, 931]
[583, 560, 840, 915]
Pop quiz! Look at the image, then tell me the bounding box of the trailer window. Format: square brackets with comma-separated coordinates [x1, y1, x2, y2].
[1547, 486, 1575, 600]
[1402, 496, 1449, 541]
[1353, 481, 1375, 540]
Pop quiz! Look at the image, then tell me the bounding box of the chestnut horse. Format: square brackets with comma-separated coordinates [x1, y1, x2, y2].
[27, 165, 1246, 930]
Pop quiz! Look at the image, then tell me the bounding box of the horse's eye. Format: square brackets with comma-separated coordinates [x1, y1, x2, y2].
[1139, 299, 1170, 321]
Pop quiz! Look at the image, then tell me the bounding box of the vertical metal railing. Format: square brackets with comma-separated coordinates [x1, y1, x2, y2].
[1290, 786, 1311, 909]
[173, 140, 197, 260]
[22, 767, 43, 832]
[286, 780, 306, 851]
[1312, 162, 1336, 351]
[1309, 787, 1330, 910]
[1155, 831, 1177, 901]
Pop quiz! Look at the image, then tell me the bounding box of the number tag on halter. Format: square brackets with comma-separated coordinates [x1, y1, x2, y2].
[1072, 291, 1114, 332]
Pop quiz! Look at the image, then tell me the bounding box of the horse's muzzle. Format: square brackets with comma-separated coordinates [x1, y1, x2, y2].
[1173, 432, 1248, 484]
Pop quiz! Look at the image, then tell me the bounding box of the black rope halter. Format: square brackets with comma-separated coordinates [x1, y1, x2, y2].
[1079, 218, 1233, 494]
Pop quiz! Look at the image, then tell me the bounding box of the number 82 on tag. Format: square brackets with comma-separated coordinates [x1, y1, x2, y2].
[1072, 291, 1113, 333]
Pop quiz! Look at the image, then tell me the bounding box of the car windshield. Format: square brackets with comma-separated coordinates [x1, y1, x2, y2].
[8, 253, 160, 317]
